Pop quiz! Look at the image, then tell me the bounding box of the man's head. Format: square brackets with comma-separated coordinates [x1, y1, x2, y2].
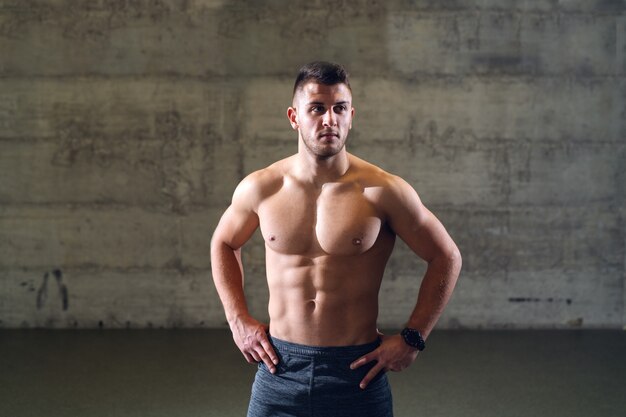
[292, 61, 351, 98]
[288, 61, 354, 159]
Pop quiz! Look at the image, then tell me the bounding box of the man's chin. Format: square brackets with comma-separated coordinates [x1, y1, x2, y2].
[302, 137, 347, 158]
[305, 146, 337, 158]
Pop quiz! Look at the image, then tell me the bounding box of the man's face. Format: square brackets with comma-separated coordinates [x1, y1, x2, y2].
[288, 82, 354, 159]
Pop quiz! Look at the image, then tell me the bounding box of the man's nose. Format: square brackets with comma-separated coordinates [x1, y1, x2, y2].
[322, 110, 336, 127]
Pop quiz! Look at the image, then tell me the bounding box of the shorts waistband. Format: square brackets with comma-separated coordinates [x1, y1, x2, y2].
[269, 336, 380, 358]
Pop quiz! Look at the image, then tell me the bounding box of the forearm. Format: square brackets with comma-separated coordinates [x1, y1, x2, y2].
[210, 239, 250, 324]
[211, 237, 278, 370]
[406, 247, 462, 339]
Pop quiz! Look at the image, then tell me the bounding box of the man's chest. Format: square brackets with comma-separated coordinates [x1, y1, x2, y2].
[257, 181, 384, 256]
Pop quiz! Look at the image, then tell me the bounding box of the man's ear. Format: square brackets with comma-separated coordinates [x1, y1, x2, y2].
[349, 107, 355, 130]
[287, 107, 298, 130]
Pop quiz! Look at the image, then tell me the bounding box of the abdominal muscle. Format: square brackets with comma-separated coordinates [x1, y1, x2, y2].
[265, 243, 393, 347]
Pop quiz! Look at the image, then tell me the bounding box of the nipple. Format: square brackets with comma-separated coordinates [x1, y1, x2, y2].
[352, 238, 362, 246]
[269, 235, 276, 242]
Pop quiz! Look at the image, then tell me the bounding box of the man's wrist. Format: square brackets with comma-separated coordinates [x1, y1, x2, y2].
[400, 327, 426, 351]
[226, 311, 252, 328]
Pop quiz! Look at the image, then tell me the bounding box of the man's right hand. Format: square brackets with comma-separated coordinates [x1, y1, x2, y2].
[229, 316, 279, 374]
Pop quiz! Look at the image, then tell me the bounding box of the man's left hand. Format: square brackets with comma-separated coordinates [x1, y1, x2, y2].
[350, 333, 419, 389]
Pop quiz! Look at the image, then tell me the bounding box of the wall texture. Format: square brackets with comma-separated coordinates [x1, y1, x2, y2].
[0, 0, 624, 329]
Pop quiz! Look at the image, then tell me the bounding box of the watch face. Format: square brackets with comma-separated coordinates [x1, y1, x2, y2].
[402, 328, 425, 350]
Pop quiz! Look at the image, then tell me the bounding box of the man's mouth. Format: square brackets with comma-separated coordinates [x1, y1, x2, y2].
[319, 131, 339, 139]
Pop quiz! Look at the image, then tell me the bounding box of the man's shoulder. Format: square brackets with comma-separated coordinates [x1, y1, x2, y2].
[232, 156, 292, 207]
[347, 154, 421, 213]
[348, 154, 405, 188]
[241, 157, 291, 188]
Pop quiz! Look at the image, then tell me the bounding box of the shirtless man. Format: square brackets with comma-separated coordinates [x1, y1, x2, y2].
[211, 61, 462, 417]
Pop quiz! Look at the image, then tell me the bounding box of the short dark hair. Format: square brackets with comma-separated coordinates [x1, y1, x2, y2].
[293, 61, 351, 96]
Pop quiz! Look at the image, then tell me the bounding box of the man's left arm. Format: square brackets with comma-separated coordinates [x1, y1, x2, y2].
[351, 175, 462, 389]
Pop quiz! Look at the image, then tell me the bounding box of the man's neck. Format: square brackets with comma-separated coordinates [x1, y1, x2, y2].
[294, 145, 350, 186]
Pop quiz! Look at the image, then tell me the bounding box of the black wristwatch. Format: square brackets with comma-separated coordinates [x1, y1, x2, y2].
[401, 327, 426, 351]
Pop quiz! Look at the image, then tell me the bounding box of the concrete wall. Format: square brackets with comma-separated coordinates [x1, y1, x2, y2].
[0, 0, 624, 329]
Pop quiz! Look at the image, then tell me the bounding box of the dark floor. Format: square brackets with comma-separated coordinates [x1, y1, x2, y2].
[1, 329, 625, 417]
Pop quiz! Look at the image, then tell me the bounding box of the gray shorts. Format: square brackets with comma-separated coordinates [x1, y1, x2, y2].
[247, 336, 393, 417]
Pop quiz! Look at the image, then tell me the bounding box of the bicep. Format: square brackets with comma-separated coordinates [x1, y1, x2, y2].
[212, 204, 259, 251]
[212, 172, 267, 250]
[386, 179, 457, 263]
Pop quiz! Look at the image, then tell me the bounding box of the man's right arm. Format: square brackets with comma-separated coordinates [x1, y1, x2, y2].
[210, 175, 279, 373]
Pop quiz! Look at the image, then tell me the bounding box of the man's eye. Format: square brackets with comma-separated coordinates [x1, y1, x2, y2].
[311, 106, 324, 112]
[334, 105, 346, 113]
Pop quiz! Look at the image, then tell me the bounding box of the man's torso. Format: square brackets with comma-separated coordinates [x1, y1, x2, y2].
[252, 154, 397, 346]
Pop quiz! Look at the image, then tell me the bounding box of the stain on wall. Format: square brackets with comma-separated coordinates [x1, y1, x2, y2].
[37, 269, 68, 311]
